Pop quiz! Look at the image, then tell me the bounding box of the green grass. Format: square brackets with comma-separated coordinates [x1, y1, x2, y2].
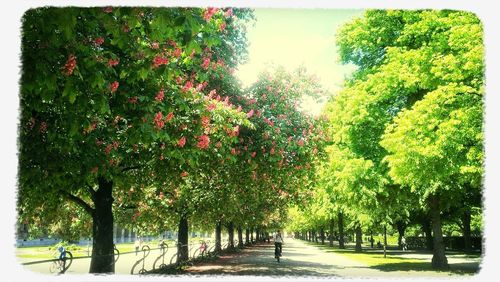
[303, 240, 480, 275]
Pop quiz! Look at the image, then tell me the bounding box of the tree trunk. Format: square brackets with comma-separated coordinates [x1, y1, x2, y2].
[227, 222, 234, 249]
[462, 209, 472, 252]
[250, 228, 254, 243]
[355, 224, 362, 252]
[383, 225, 388, 258]
[320, 227, 325, 245]
[370, 230, 374, 248]
[329, 218, 334, 247]
[245, 228, 250, 245]
[338, 212, 345, 249]
[396, 220, 406, 249]
[256, 228, 260, 241]
[422, 220, 433, 251]
[89, 178, 115, 273]
[176, 214, 189, 263]
[430, 195, 449, 269]
[237, 227, 244, 248]
[215, 220, 222, 252]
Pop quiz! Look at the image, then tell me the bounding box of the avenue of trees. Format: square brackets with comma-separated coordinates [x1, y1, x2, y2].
[17, 7, 484, 274]
[287, 10, 484, 270]
[18, 7, 325, 273]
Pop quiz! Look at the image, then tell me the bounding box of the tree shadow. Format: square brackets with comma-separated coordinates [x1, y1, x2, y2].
[369, 261, 480, 274]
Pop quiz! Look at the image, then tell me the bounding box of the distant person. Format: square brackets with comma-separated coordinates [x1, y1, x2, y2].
[401, 236, 407, 251]
[274, 230, 284, 259]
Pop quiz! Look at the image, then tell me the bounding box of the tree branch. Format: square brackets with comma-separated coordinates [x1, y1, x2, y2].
[86, 184, 96, 200]
[60, 190, 95, 216]
[120, 165, 142, 173]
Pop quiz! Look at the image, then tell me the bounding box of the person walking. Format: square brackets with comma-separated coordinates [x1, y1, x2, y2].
[401, 236, 407, 251]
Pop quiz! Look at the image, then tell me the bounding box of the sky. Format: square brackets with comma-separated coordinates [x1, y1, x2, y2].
[235, 9, 364, 116]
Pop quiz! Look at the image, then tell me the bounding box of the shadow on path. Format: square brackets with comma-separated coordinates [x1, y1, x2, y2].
[186, 241, 343, 277]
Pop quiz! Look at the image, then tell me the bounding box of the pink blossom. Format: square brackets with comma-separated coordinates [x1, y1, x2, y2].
[107, 58, 119, 67]
[201, 116, 210, 128]
[63, 54, 77, 76]
[178, 136, 186, 147]
[152, 56, 168, 68]
[110, 81, 119, 93]
[206, 103, 216, 111]
[203, 7, 219, 21]
[197, 135, 210, 149]
[154, 112, 165, 129]
[165, 112, 174, 122]
[155, 89, 165, 102]
[247, 109, 254, 118]
[173, 47, 182, 58]
[94, 37, 104, 46]
[201, 57, 210, 70]
[208, 89, 217, 98]
[182, 81, 193, 92]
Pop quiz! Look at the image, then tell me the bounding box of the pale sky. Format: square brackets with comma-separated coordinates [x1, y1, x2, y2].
[235, 9, 363, 116]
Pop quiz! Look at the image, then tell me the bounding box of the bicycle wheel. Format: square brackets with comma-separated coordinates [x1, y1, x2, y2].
[49, 262, 58, 274]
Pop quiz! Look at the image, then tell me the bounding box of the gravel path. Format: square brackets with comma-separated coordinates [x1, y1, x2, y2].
[185, 238, 480, 278]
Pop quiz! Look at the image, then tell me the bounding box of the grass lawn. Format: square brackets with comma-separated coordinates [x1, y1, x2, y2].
[303, 241, 480, 275]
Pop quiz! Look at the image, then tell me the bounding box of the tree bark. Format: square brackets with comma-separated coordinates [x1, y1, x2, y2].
[320, 227, 325, 245]
[215, 220, 222, 252]
[422, 220, 433, 251]
[383, 224, 387, 258]
[250, 228, 254, 243]
[245, 228, 250, 245]
[237, 227, 244, 248]
[227, 222, 234, 249]
[329, 218, 334, 247]
[370, 230, 374, 248]
[89, 177, 115, 273]
[430, 195, 449, 269]
[338, 212, 345, 249]
[462, 209, 472, 252]
[355, 223, 362, 252]
[176, 214, 189, 263]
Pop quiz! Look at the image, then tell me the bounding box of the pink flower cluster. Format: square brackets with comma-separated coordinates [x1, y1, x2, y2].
[152, 56, 169, 68]
[63, 54, 77, 76]
[155, 89, 165, 102]
[197, 135, 210, 149]
[178, 136, 186, 147]
[203, 7, 219, 21]
[108, 58, 119, 67]
[94, 37, 104, 46]
[110, 81, 119, 93]
[201, 57, 211, 70]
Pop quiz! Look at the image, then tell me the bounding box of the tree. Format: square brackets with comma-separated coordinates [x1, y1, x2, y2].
[18, 7, 253, 273]
[334, 9, 484, 268]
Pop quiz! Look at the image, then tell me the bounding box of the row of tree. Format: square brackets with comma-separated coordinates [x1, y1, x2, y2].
[18, 7, 325, 273]
[287, 10, 484, 270]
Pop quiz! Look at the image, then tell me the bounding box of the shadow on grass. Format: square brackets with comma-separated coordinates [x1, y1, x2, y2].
[369, 261, 479, 274]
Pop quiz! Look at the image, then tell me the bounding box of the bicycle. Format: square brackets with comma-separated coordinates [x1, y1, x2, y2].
[274, 242, 282, 262]
[49, 251, 72, 274]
